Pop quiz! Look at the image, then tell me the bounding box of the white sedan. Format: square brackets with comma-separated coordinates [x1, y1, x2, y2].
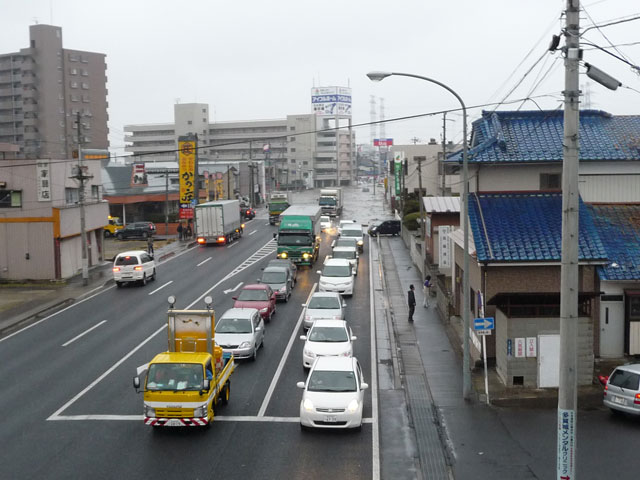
[302, 292, 346, 330]
[297, 356, 368, 430]
[300, 320, 356, 369]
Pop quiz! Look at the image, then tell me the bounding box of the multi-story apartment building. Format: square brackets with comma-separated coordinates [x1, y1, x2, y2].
[0, 24, 108, 159]
[124, 102, 356, 190]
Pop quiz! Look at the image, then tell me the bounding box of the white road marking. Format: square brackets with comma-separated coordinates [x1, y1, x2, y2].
[223, 282, 243, 294]
[249, 230, 257, 236]
[370, 241, 380, 480]
[227, 242, 238, 248]
[258, 284, 317, 417]
[46, 414, 373, 423]
[48, 324, 167, 421]
[147, 280, 173, 296]
[197, 257, 212, 267]
[61, 320, 107, 347]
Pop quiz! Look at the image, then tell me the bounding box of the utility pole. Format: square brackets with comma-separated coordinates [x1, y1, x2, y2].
[557, 1, 580, 479]
[164, 170, 169, 235]
[417, 155, 426, 274]
[227, 164, 231, 200]
[73, 112, 91, 286]
[441, 113, 447, 196]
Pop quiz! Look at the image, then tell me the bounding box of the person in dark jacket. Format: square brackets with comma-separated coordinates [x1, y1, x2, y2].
[177, 222, 183, 241]
[147, 236, 154, 256]
[408, 284, 416, 322]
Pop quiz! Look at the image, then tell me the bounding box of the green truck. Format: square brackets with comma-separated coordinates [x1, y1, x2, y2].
[268, 192, 292, 225]
[276, 205, 322, 266]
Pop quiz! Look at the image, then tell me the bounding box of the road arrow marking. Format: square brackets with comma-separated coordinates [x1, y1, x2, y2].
[224, 282, 243, 294]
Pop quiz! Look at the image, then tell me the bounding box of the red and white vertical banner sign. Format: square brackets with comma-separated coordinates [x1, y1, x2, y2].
[557, 408, 575, 479]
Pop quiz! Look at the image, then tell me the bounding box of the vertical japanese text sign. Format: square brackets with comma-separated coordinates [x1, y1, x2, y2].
[178, 137, 196, 218]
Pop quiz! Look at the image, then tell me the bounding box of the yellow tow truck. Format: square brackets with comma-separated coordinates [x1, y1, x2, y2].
[133, 295, 235, 427]
[104, 215, 124, 237]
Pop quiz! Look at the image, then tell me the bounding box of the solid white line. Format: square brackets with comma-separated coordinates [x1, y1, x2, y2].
[226, 242, 238, 249]
[61, 320, 107, 347]
[47, 324, 167, 420]
[147, 280, 173, 296]
[249, 230, 257, 236]
[197, 257, 212, 267]
[49, 414, 374, 423]
[257, 283, 317, 417]
[370, 242, 381, 480]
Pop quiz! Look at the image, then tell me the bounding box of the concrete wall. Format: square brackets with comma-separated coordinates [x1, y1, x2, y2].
[495, 309, 594, 387]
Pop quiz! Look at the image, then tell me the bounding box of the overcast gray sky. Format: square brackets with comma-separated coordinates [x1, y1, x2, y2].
[2, 0, 639, 155]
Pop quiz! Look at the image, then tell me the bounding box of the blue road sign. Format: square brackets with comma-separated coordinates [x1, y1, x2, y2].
[473, 317, 495, 331]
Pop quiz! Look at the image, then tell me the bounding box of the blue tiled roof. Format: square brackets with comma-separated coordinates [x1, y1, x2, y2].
[468, 192, 607, 262]
[588, 204, 640, 281]
[447, 110, 640, 164]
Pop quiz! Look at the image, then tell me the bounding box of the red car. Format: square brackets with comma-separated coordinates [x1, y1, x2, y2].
[233, 284, 276, 322]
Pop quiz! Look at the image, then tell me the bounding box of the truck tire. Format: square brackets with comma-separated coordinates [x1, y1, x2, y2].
[221, 383, 230, 405]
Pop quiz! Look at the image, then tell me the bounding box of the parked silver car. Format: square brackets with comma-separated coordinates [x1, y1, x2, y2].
[602, 363, 640, 415]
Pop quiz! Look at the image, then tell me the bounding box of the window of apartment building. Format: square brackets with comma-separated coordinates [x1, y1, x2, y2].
[187, 120, 192, 125]
[83, 135, 91, 143]
[290, 159, 296, 163]
[71, 108, 79, 115]
[71, 95, 79, 102]
[303, 161, 308, 165]
[202, 118, 207, 123]
[540, 173, 561, 190]
[58, 93, 64, 100]
[91, 185, 100, 200]
[290, 126, 295, 131]
[202, 108, 206, 113]
[59, 121, 65, 127]
[290, 137, 296, 141]
[290, 148, 296, 152]
[65, 188, 79, 204]
[68, 54, 78, 62]
[81, 82, 89, 90]
[80, 55, 88, 63]
[69, 68, 77, 75]
[70, 81, 78, 88]
[0, 190, 22, 208]
[81, 69, 88, 76]
[82, 94, 89, 103]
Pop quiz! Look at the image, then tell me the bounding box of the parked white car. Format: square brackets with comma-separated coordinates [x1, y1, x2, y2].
[112, 250, 156, 287]
[328, 246, 359, 275]
[317, 258, 354, 296]
[297, 356, 368, 430]
[300, 319, 356, 369]
[215, 308, 264, 361]
[302, 292, 346, 330]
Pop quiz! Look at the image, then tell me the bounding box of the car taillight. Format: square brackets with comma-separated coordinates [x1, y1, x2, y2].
[217, 236, 226, 243]
[635, 393, 640, 405]
[133, 266, 143, 271]
[197, 237, 206, 244]
[112, 267, 120, 272]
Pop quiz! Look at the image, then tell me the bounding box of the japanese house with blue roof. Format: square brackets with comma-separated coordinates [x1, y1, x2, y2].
[443, 110, 640, 388]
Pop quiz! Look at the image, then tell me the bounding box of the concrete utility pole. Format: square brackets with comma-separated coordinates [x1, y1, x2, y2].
[416, 155, 426, 274]
[164, 171, 169, 235]
[557, 1, 581, 479]
[74, 112, 90, 286]
[441, 113, 447, 196]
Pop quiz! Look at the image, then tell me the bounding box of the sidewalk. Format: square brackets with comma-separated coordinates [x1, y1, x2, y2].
[0, 236, 195, 337]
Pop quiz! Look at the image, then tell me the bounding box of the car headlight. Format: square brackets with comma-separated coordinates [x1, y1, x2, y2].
[302, 253, 310, 259]
[305, 315, 311, 321]
[280, 252, 288, 259]
[347, 399, 359, 413]
[303, 398, 314, 412]
[193, 406, 206, 418]
[304, 349, 316, 358]
[239, 341, 251, 349]
[260, 307, 268, 313]
[279, 286, 287, 293]
[145, 406, 156, 418]
[357, 240, 364, 246]
[340, 350, 352, 357]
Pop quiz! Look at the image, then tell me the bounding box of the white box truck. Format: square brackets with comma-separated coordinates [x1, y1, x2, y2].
[319, 188, 343, 217]
[195, 200, 243, 245]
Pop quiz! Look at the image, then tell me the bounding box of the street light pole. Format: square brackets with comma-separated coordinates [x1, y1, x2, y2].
[367, 71, 471, 399]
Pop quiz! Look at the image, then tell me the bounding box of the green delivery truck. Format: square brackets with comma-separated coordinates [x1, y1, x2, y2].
[275, 205, 322, 266]
[268, 192, 292, 225]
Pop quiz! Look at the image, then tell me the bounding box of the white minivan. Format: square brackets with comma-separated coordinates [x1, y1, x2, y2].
[317, 258, 354, 296]
[113, 250, 156, 287]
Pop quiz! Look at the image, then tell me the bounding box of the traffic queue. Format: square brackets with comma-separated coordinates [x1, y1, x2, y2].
[123, 204, 368, 431]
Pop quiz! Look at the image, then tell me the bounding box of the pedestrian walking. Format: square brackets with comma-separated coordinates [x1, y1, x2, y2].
[147, 236, 154, 256]
[177, 222, 183, 241]
[423, 275, 432, 307]
[185, 222, 193, 240]
[408, 284, 416, 322]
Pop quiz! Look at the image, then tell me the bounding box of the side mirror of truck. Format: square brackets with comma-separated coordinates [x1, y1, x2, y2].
[316, 270, 322, 275]
[203, 379, 210, 391]
[296, 382, 305, 389]
[133, 376, 140, 393]
[300, 335, 307, 340]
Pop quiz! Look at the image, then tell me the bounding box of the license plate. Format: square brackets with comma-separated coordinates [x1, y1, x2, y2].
[165, 419, 182, 427]
[324, 415, 337, 423]
[613, 396, 626, 405]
